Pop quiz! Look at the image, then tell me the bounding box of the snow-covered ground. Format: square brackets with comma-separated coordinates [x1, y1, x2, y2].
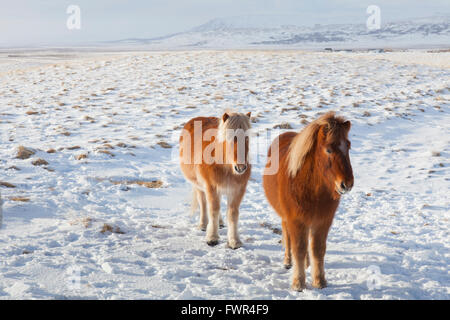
[0, 50, 448, 299]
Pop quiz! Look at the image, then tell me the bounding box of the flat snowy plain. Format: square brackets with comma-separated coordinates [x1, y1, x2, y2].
[0, 50, 448, 299]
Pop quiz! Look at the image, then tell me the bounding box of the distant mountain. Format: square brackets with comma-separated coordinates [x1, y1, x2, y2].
[110, 14, 450, 49]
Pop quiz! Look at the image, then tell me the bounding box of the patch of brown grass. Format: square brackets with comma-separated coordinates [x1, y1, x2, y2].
[151, 224, 168, 229]
[100, 223, 125, 234]
[97, 150, 115, 157]
[70, 217, 93, 228]
[76, 153, 88, 160]
[260, 222, 282, 235]
[110, 179, 163, 189]
[10, 197, 30, 202]
[99, 178, 163, 189]
[32, 158, 49, 166]
[431, 151, 441, 157]
[157, 141, 172, 149]
[273, 122, 292, 129]
[16, 146, 35, 159]
[0, 181, 16, 188]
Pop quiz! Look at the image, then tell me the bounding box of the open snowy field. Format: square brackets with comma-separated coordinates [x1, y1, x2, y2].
[0, 50, 448, 299]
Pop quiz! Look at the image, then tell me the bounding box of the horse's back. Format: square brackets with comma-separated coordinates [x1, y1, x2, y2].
[179, 116, 219, 188]
[182, 116, 219, 134]
[263, 131, 297, 218]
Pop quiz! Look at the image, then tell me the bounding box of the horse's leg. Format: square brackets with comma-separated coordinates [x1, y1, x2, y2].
[305, 230, 311, 270]
[282, 220, 292, 269]
[226, 187, 245, 249]
[310, 224, 331, 289]
[288, 219, 308, 291]
[195, 188, 208, 231]
[219, 214, 225, 229]
[205, 186, 221, 246]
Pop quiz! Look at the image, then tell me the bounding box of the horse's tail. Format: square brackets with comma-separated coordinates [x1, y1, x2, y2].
[190, 188, 199, 217]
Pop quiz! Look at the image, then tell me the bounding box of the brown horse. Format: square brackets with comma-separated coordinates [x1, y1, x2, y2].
[179, 111, 251, 248]
[263, 111, 354, 291]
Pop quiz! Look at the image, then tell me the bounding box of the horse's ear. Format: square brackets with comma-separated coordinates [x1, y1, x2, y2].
[222, 113, 230, 123]
[246, 112, 251, 118]
[321, 123, 330, 136]
[343, 120, 351, 132]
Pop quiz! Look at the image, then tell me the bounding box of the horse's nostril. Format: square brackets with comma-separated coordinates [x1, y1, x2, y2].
[341, 182, 346, 190]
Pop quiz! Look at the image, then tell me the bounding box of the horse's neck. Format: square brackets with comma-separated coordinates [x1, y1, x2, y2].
[295, 148, 332, 198]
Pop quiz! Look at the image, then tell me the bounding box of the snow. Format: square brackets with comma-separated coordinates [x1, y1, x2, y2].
[0, 50, 449, 300]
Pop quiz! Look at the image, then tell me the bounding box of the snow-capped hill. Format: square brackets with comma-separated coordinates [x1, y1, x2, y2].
[191, 15, 308, 32]
[112, 14, 450, 49]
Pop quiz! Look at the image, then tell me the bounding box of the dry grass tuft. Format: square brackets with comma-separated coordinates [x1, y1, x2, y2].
[46, 148, 56, 153]
[69, 217, 93, 228]
[100, 223, 125, 234]
[431, 151, 441, 157]
[157, 141, 172, 149]
[98, 177, 163, 189]
[97, 150, 115, 157]
[10, 196, 30, 202]
[111, 179, 163, 189]
[273, 122, 293, 129]
[16, 146, 35, 159]
[0, 181, 16, 188]
[260, 222, 282, 235]
[76, 153, 88, 160]
[102, 144, 114, 150]
[32, 158, 49, 166]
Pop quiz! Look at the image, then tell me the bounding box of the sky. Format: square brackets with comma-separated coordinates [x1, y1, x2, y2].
[0, 0, 449, 47]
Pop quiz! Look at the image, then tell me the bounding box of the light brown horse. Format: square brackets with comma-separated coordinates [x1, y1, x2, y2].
[263, 111, 354, 291]
[179, 111, 251, 248]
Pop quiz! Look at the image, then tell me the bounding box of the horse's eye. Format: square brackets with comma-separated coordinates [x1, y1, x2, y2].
[326, 148, 332, 154]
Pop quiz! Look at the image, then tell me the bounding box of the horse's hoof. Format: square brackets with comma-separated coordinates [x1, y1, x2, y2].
[206, 240, 219, 246]
[219, 224, 225, 229]
[227, 240, 242, 250]
[291, 279, 306, 292]
[284, 264, 292, 270]
[312, 278, 327, 289]
[197, 225, 207, 231]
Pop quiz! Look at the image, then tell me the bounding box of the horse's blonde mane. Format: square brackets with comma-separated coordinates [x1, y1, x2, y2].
[287, 111, 344, 177]
[218, 111, 251, 142]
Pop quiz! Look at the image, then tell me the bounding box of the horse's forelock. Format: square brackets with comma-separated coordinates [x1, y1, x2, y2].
[287, 111, 347, 177]
[218, 113, 251, 142]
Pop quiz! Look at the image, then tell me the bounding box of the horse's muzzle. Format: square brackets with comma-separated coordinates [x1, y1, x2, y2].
[336, 181, 352, 195]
